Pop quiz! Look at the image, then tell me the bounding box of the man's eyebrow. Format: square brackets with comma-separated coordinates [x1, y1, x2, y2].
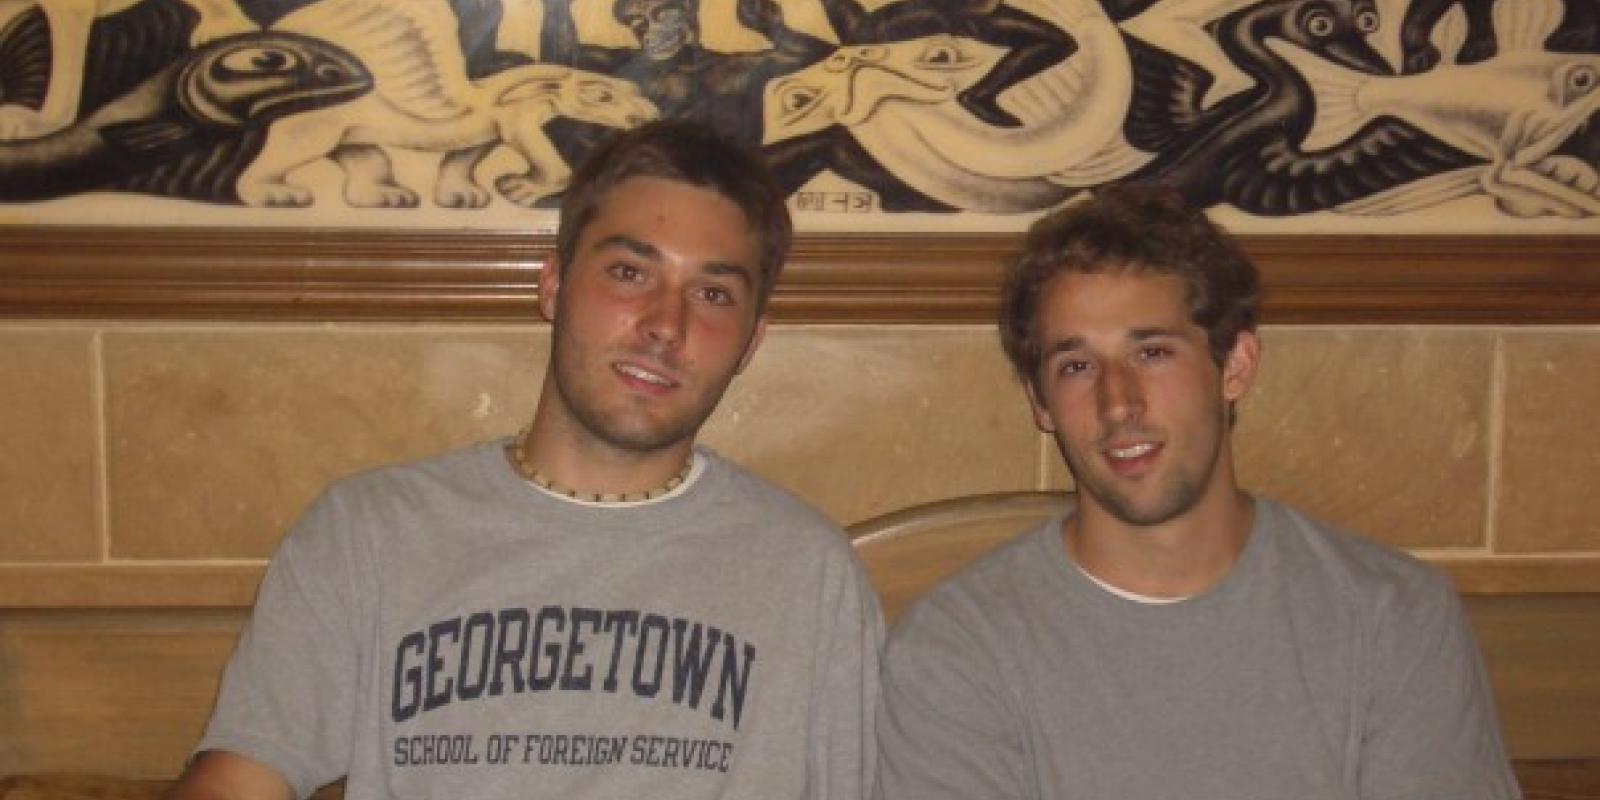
[1041, 336, 1085, 358]
[1041, 327, 1186, 358]
[1129, 326, 1186, 341]
[703, 261, 755, 289]
[591, 234, 660, 261]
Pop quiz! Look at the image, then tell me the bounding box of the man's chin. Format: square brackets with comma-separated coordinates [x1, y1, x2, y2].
[588, 415, 703, 455]
[1081, 482, 1197, 529]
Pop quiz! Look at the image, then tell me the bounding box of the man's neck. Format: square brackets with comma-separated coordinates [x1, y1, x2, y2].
[1065, 490, 1256, 600]
[516, 406, 696, 499]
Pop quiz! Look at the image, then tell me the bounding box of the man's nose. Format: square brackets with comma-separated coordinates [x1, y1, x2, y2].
[640, 290, 687, 347]
[1097, 362, 1143, 425]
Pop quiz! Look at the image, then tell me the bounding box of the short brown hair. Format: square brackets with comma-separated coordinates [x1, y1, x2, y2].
[555, 120, 793, 313]
[999, 184, 1262, 386]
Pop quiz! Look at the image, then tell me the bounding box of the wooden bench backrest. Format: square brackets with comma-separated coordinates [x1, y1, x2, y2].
[850, 491, 1071, 623]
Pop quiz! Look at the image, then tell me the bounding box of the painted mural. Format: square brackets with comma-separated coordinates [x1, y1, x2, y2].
[0, 0, 1594, 232]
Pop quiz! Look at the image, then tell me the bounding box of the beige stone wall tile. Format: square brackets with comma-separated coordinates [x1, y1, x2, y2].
[0, 331, 98, 561]
[701, 326, 1040, 526]
[105, 328, 545, 559]
[1235, 328, 1493, 549]
[1496, 332, 1600, 554]
[0, 609, 246, 777]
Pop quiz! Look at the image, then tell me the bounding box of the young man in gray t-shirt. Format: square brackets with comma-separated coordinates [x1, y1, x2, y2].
[877, 185, 1518, 799]
[171, 120, 881, 800]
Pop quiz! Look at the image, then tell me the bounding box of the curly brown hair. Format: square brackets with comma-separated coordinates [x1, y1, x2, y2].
[999, 184, 1262, 387]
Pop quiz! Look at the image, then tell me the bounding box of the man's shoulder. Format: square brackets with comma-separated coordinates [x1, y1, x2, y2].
[699, 448, 847, 538]
[1261, 498, 1456, 605]
[947, 518, 1060, 591]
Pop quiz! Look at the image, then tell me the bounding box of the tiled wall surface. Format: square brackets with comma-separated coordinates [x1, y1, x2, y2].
[3, 322, 1598, 564]
[3, 321, 1599, 775]
[1, 330, 97, 561]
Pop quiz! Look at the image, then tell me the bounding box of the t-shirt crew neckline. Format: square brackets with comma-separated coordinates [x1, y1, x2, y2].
[1044, 498, 1273, 614]
[480, 437, 727, 528]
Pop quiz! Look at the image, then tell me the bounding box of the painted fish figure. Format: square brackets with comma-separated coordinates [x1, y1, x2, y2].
[0, 0, 258, 139]
[1270, 0, 1600, 217]
[0, 30, 373, 201]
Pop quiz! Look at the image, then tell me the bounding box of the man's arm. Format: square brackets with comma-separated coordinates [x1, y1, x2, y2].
[877, 599, 1029, 800]
[167, 751, 292, 800]
[809, 558, 884, 799]
[178, 490, 367, 800]
[1359, 571, 1520, 799]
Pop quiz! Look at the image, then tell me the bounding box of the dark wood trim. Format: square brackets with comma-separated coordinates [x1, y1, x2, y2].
[1, 227, 1597, 323]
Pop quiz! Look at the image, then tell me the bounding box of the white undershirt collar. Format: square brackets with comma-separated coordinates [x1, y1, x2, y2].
[527, 452, 707, 509]
[1073, 561, 1192, 605]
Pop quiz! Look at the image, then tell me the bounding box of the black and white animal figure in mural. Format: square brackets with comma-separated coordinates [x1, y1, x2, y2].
[0, 30, 371, 201]
[0, 0, 1593, 220]
[0, 0, 257, 137]
[235, 0, 656, 208]
[1275, 0, 1600, 217]
[759, 34, 1012, 210]
[814, 0, 1078, 128]
[1397, 0, 1497, 72]
[1119, 0, 1285, 110]
[1125, 0, 1484, 214]
[760, 0, 1150, 212]
[538, 0, 831, 147]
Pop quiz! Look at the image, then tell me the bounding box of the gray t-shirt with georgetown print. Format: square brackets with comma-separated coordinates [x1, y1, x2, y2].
[199, 440, 881, 800]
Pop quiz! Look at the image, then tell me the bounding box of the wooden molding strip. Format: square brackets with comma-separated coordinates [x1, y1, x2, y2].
[1439, 558, 1600, 595]
[2, 557, 1596, 609]
[1, 228, 1596, 323]
[0, 564, 264, 609]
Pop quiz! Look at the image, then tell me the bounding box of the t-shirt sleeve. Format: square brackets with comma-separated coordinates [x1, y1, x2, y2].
[809, 550, 885, 800]
[1359, 570, 1521, 800]
[877, 596, 1030, 800]
[196, 488, 366, 800]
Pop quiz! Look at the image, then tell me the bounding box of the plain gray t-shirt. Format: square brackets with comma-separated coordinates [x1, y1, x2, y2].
[199, 440, 881, 800]
[878, 498, 1518, 800]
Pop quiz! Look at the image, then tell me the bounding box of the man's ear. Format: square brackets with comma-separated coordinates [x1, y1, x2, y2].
[538, 256, 562, 322]
[1024, 376, 1055, 433]
[1221, 330, 1261, 403]
[735, 315, 768, 374]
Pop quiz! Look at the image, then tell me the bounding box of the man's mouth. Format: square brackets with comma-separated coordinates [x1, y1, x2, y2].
[1107, 442, 1157, 460]
[615, 361, 678, 389]
[1102, 440, 1162, 475]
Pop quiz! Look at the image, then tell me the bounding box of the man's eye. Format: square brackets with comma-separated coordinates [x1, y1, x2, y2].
[608, 263, 643, 281]
[1139, 346, 1172, 360]
[1059, 360, 1090, 376]
[698, 286, 735, 306]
